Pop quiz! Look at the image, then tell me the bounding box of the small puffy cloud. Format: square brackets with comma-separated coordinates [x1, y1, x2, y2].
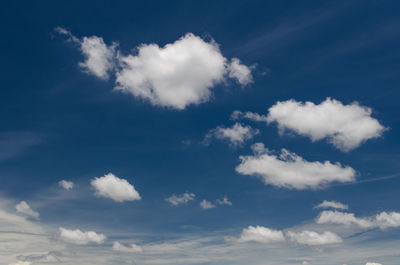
[165, 193, 195, 206]
[58, 180, 74, 190]
[236, 143, 356, 190]
[59, 227, 106, 245]
[227, 58, 253, 85]
[216, 196, 232, 206]
[266, 98, 386, 152]
[56, 27, 117, 79]
[114, 33, 253, 109]
[204, 123, 259, 147]
[286, 230, 342, 246]
[316, 210, 375, 228]
[90, 173, 141, 202]
[15, 201, 39, 220]
[200, 200, 216, 210]
[112, 241, 143, 253]
[229, 226, 285, 243]
[314, 200, 348, 210]
[317, 210, 400, 230]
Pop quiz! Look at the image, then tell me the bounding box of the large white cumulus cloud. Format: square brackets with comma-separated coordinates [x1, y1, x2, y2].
[57, 28, 254, 109]
[266, 98, 386, 151]
[236, 143, 356, 190]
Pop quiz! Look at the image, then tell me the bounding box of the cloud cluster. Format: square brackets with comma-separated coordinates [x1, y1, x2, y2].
[165, 192, 195, 206]
[229, 225, 341, 246]
[15, 201, 39, 220]
[59, 227, 106, 245]
[90, 173, 141, 202]
[314, 200, 349, 210]
[199, 200, 216, 209]
[317, 210, 400, 230]
[112, 241, 143, 253]
[236, 143, 356, 189]
[216, 196, 232, 206]
[204, 123, 259, 147]
[266, 98, 386, 151]
[57, 28, 253, 109]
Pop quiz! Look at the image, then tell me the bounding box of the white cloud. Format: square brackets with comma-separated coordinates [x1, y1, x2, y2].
[58, 29, 254, 109]
[375, 211, 400, 229]
[266, 98, 386, 152]
[236, 143, 356, 190]
[316, 210, 400, 230]
[316, 210, 375, 228]
[115, 33, 253, 109]
[90, 173, 141, 202]
[165, 193, 195, 206]
[56, 27, 117, 79]
[227, 58, 253, 85]
[112, 241, 143, 253]
[15, 201, 39, 220]
[287, 230, 342, 245]
[59, 227, 106, 245]
[58, 180, 74, 190]
[216, 196, 232, 206]
[314, 200, 349, 210]
[366, 263, 382, 265]
[229, 226, 285, 243]
[204, 123, 259, 147]
[200, 200, 216, 209]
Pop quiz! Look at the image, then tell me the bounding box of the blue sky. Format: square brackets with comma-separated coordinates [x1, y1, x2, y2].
[1, 1, 400, 265]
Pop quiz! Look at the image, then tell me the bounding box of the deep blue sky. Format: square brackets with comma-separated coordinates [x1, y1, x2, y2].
[0, 1, 400, 265]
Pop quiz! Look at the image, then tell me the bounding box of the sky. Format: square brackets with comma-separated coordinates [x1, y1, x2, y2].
[0, 1, 400, 265]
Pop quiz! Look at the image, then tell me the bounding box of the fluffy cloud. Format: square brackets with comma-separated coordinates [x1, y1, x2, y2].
[316, 210, 375, 228]
[314, 200, 349, 210]
[216, 196, 232, 206]
[58, 28, 253, 110]
[317, 210, 400, 230]
[229, 226, 285, 243]
[90, 173, 141, 202]
[204, 123, 259, 147]
[58, 180, 74, 190]
[376, 211, 400, 229]
[286, 230, 342, 245]
[165, 193, 195, 206]
[366, 263, 382, 265]
[112, 241, 143, 253]
[15, 201, 39, 220]
[115, 33, 253, 109]
[56, 27, 117, 79]
[59, 227, 106, 245]
[200, 200, 216, 209]
[266, 98, 386, 152]
[236, 143, 356, 190]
